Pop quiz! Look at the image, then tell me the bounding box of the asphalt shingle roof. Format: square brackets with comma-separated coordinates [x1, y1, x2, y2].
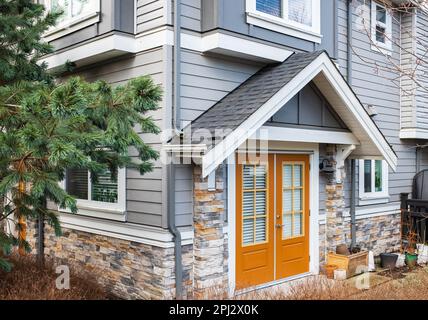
[186, 50, 325, 143]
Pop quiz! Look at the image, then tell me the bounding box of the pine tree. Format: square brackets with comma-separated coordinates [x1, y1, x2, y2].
[0, 76, 162, 271]
[0, 0, 161, 271]
[0, 0, 62, 86]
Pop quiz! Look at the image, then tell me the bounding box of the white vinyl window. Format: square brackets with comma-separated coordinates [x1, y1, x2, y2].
[246, 0, 321, 43]
[60, 167, 126, 221]
[44, 0, 100, 41]
[359, 159, 389, 203]
[371, 0, 392, 51]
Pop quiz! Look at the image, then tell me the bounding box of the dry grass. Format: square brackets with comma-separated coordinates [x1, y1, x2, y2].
[237, 267, 428, 300]
[0, 254, 109, 300]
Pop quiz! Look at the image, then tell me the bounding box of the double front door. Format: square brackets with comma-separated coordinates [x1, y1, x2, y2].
[236, 154, 310, 288]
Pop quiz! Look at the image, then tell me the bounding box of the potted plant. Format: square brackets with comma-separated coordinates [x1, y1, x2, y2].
[404, 231, 419, 268]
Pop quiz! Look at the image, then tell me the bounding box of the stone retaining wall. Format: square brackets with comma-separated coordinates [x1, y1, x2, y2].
[27, 221, 193, 300]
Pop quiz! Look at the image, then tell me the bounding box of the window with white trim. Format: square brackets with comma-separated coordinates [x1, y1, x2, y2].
[371, 0, 392, 51]
[61, 167, 126, 220]
[246, 0, 321, 43]
[359, 159, 389, 201]
[44, 0, 100, 40]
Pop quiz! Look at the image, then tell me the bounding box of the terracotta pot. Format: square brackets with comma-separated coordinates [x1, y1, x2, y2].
[325, 264, 338, 279]
[336, 244, 350, 256]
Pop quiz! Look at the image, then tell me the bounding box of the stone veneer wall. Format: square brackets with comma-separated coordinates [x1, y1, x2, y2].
[193, 165, 228, 299]
[27, 221, 193, 300]
[324, 145, 346, 252]
[319, 212, 402, 264]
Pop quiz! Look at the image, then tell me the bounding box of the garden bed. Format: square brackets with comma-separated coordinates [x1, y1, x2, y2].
[0, 254, 110, 300]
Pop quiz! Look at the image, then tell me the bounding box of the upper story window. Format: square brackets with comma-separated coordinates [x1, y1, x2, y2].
[246, 0, 321, 43]
[44, 0, 100, 42]
[371, 0, 392, 52]
[359, 159, 389, 204]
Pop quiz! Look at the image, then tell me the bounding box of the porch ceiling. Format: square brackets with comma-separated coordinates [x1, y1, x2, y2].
[170, 51, 397, 177]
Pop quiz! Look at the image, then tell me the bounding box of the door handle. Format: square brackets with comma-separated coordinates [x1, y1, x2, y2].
[275, 224, 283, 229]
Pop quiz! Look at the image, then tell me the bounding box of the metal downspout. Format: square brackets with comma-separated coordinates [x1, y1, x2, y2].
[168, 0, 183, 300]
[350, 160, 357, 249]
[347, 0, 357, 249]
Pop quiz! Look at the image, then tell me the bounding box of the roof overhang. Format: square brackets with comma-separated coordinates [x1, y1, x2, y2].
[168, 52, 397, 177]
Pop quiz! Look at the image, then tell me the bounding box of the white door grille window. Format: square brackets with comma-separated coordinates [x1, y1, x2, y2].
[282, 163, 304, 239]
[242, 164, 268, 245]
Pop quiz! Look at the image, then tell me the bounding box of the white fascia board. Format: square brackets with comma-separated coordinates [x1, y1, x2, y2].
[399, 128, 428, 140]
[199, 32, 293, 63]
[316, 54, 397, 171]
[41, 33, 137, 70]
[201, 52, 397, 177]
[59, 213, 194, 248]
[255, 126, 360, 145]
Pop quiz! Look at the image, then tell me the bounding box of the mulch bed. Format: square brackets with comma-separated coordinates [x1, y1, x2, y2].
[0, 254, 110, 300]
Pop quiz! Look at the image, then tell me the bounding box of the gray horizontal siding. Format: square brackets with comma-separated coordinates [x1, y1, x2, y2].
[175, 165, 193, 227]
[415, 11, 428, 130]
[336, 0, 416, 210]
[137, 0, 166, 33]
[180, 49, 261, 126]
[181, 0, 201, 31]
[71, 48, 166, 227]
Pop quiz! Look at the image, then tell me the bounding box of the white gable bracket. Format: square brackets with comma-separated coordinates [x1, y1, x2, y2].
[336, 144, 356, 183]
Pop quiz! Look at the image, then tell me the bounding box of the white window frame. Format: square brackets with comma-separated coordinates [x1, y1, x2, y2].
[59, 167, 127, 222]
[43, 0, 101, 42]
[370, 0, 392, 53]
[358, 159, 389, 204]
[246, 0, 322, 43]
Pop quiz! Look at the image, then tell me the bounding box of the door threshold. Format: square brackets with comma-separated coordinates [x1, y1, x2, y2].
[234, 272, 314, 297]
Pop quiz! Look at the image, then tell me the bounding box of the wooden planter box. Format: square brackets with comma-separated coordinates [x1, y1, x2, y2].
[327, 251, 368, 278]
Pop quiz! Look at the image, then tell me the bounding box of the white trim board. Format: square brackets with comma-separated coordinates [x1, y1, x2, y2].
[255, 126, 359, 145]
[58, 213, 193, 248]
[40, 27, 293, 70]
[200, 52, 397, 178]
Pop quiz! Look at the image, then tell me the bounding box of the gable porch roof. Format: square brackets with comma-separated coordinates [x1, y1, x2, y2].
[168, 51, 397, 177]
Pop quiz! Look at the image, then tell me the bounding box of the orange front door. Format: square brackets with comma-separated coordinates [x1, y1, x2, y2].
[236, 154, 310, 289]
[275, 155, 310, 279]
[236, 154, 275, 288]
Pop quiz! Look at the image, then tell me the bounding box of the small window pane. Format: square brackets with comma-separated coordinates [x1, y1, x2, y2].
[294, 213, 303, 236]
[256, 0, 282, 17]
[376, 25, 386, 43]
[375, 160, 383, 192]
[71, 0, 95, 17]
[243, 192, 254, 217]
[91, 169, 118, 203]
[255, 191, 266, 215]
[243, 219, 255, 245]
[364, 160, 372, 193]
[283, 189, 292, 213]
[288, 0, 313, 27]
[283, 165, 293, 187]
[294, 189, 302, 211]
[66, 168, 88, 200]
[294, 165, 302, 187]
[283, 214, 293, 239]
[243, 165, 254, 189]
[255, 165, 267, 188]
[376, 5, 386, 24]
[255, 217, 267, 242]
